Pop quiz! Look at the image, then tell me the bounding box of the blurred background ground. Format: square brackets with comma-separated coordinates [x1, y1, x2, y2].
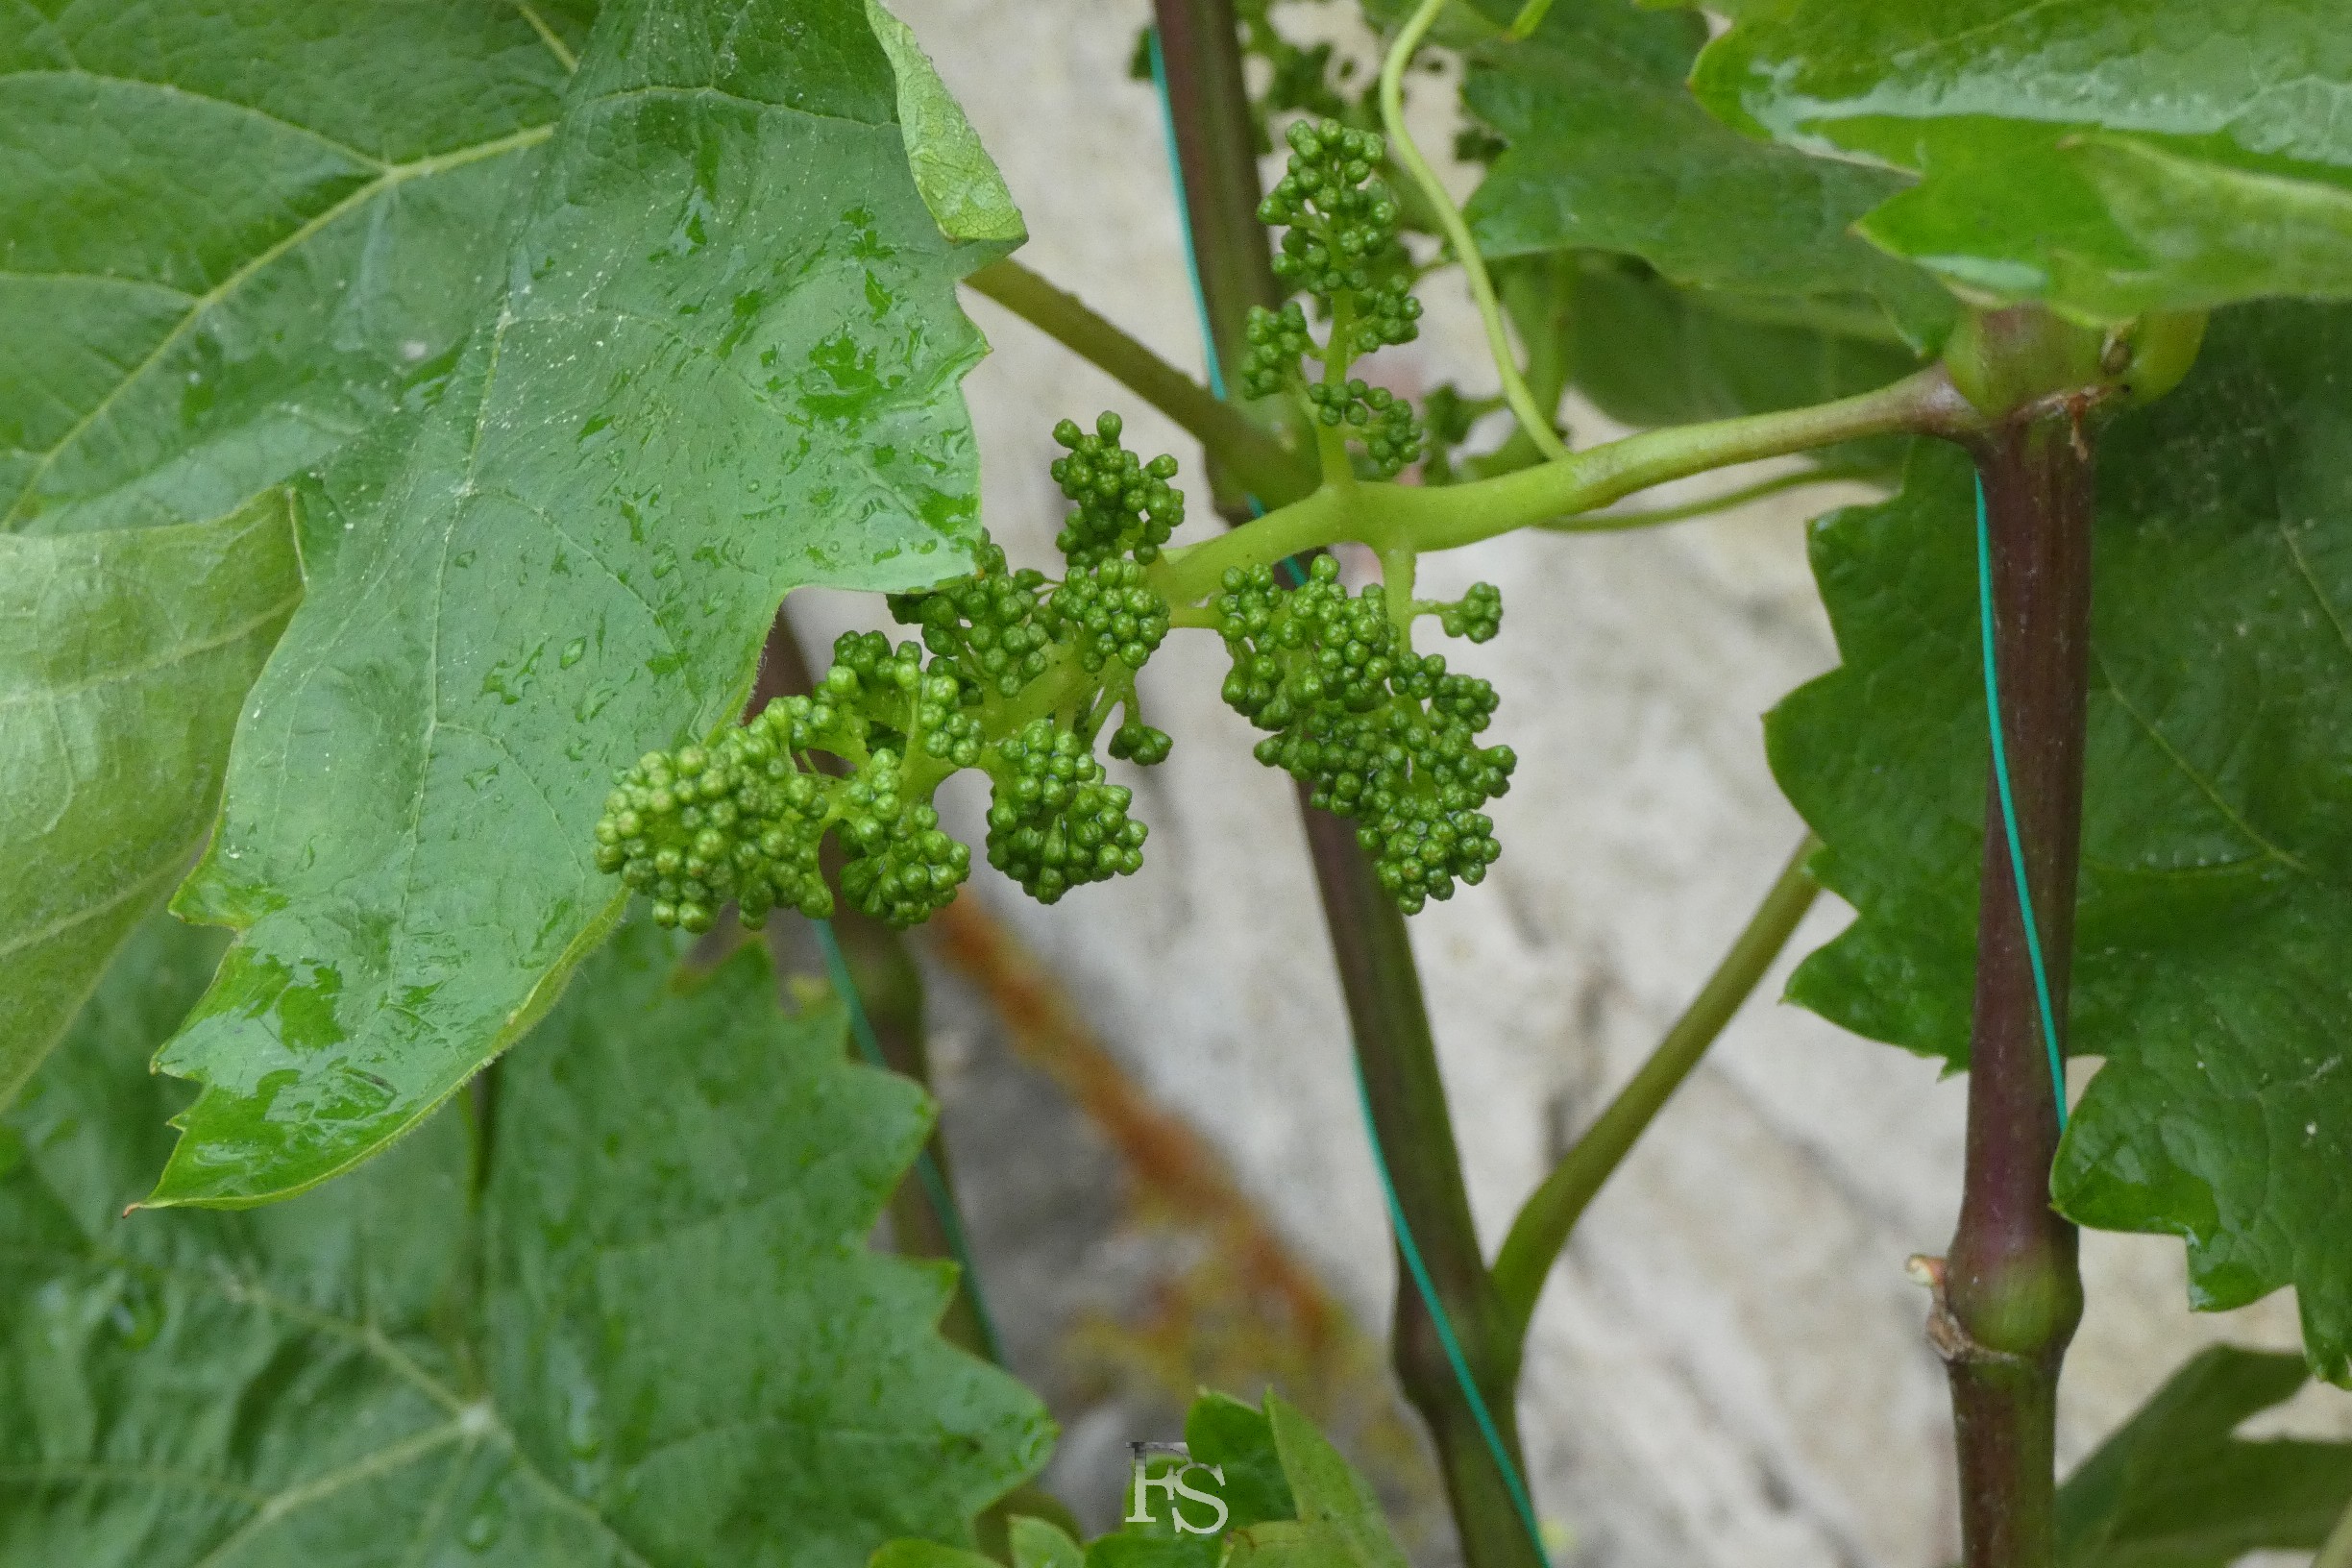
[774, 3, 2352, 1564]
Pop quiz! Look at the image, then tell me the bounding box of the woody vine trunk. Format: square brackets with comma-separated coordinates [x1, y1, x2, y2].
[1936, 410, 2095, 1568]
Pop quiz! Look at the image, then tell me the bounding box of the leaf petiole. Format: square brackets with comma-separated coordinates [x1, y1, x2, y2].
[1488, 835, 1822, 1342]
[963, 257, 1315, 504]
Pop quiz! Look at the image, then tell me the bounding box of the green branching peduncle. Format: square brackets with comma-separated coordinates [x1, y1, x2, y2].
[1538, 463, 1887, 533]
[1153, 363, 1973, 603]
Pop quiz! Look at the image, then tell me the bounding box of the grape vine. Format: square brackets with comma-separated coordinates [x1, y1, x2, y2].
[595, 121, 1512, 930]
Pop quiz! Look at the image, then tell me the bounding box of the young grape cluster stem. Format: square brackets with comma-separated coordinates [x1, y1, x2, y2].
[1150, 362, 1975, 609]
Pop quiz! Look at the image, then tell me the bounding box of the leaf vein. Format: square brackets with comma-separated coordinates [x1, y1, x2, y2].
[512, 2, 578, 75]
[587, 81, 887, 133]
[184, 1420, 468, 1568]
[0, 68, 388, 170]
[2, 123, 553, 530]
[2093, 645, 2312, 875]
[0, 587, 299, 708]
[0, 267, 196, 300]
[0, 850, 187, 963]
[0, 1461, 269, 1507]
[2277, 521, 2352, 669]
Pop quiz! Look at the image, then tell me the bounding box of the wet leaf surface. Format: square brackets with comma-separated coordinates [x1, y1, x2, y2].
[0, 913, 1049, 1565]
[0, 0, 588, 537]
[151, 0, 1010, 1206]
[0, 495, 298, 1106]
[1460, 0, 1953, 345]
[1694, 0, 2352, 320]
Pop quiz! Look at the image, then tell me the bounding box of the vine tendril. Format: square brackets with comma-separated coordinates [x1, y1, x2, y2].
[1378, 0, 1569, 464]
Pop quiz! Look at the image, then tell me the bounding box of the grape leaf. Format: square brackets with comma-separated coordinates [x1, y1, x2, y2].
[2057, 1345, 2352, 1568]
[863, 0, 1025, 248]
[1009, 1517, 1088, 1568]
[873, 1548, 997, 1568]
[0, 2, 594, 1108]
[149, 0, 1014, 1207]
[0, 912, 1051, 1565]
[1768, 302, 2352, 1375]
[0, 494, 298, 1108]
[875, 1389, 1384, 1568]
[1187, 1391, 1297, 1532]
[1088, 1387, 1300, 1567]
[1692, 0, 2352, 321]
[0, 0, 588, 537]
[1254, 1395, 1406, 1568]
[1558, 257, 1921, 443]
[1457, 0, 1953, 346]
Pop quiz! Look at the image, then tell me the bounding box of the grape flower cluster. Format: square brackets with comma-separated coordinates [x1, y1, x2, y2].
[595, 419, 1188, 931]
[1240, 118, 1427, 479]
[985, 719, 1149, 903]
[1259, 118, 1420, 356]
[1215, 555, 1515, 912]
[1433, 581, 1503, 644]
[1050, 412, 1186, 567]
[591, 129, 1520, 934]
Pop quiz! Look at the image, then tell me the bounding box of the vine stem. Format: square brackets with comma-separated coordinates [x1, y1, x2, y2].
[1299, 806, 1544, 1568]
[1158, 364, 1974, 601]
[1147, 0, 1273, 398]
[1489, 834, 1821, 1340]
[1537, 464, 1884, 533]
[1505, 0, 1556, 37]
[2318, 1496, 2352, 1568]
[963, 257, 1314, 506]
[1380, 0, 1569, 464]
[1934, 398, 2095, 1568]
[1151, 7, 1542, 1564]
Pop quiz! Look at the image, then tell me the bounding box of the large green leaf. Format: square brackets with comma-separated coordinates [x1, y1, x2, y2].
[0, 494, 298, 1107]
[150, 0, 1011, 1207]
[1693, 0, 2352, 322]
[0, 0, 589, 537]
[1458, 0, 1952, 345]
[0, 913, 1051, 1564]
[1, 0, 590, 1107]
[1768, 302, 2352, 1375]
[2057, 1345, 2352, 1568]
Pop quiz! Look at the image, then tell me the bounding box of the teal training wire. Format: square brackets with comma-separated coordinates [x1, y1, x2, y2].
[814, 918, 1011, 1365]
[1352, 1063, 1554, 1562]
[1146, 26, 1547, 1558]
[1974, 474, 2071, 1132]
